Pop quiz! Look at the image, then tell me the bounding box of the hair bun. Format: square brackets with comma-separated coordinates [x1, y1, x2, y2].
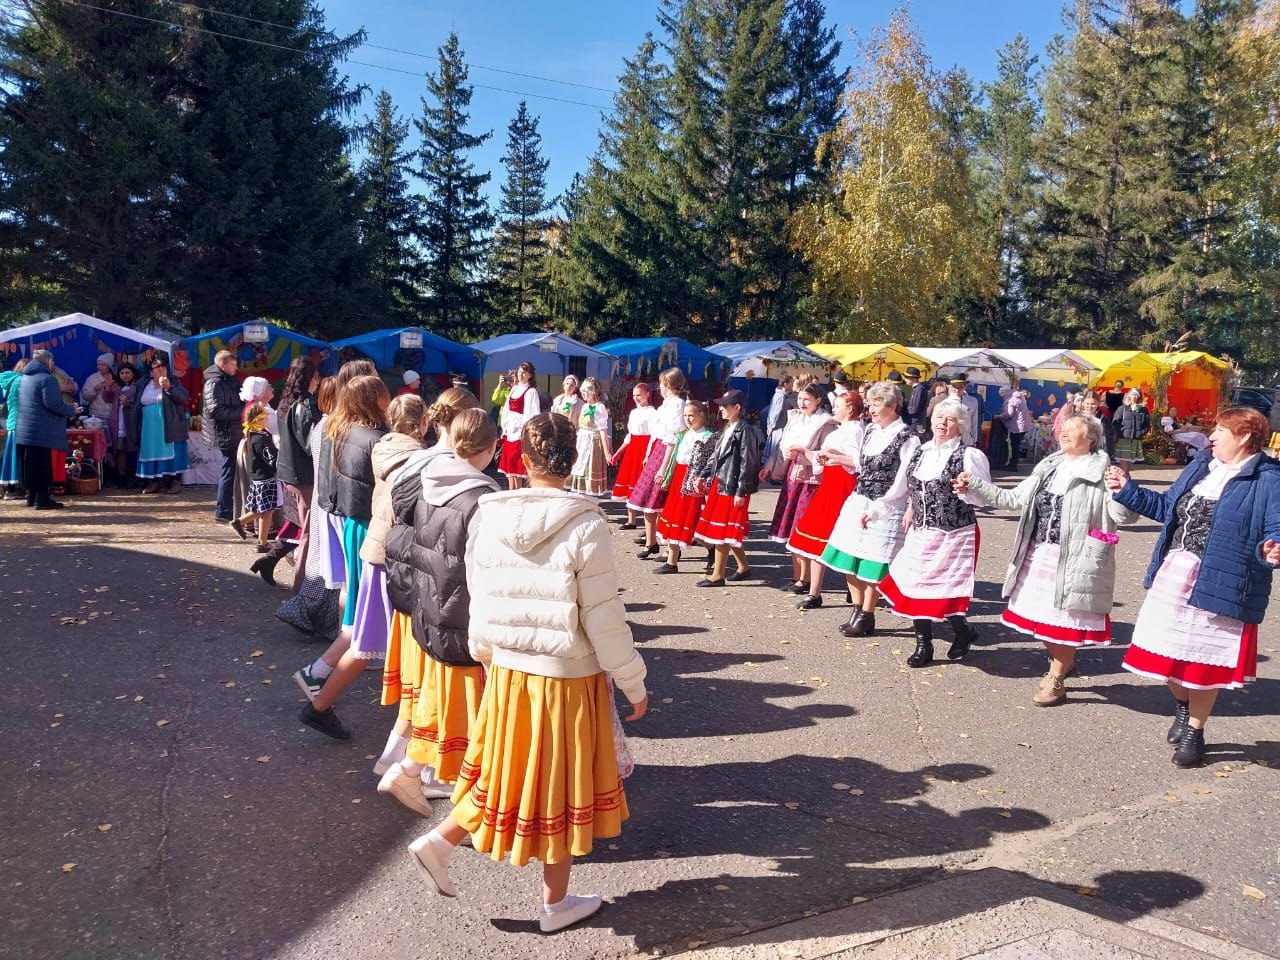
[545, 445, 575, 476]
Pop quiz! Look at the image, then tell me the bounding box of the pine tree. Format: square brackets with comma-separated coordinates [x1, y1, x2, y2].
[0, 0, 184, 326]
[415, 32, 494, 339]
[791, 11, 994, 342]
[489, 102, 555, 332]
[356, 89, 423, 329]
[176, 0, 367, 336]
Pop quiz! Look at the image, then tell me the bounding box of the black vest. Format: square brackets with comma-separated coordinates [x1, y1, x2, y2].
[905, 443, 976, 531]
[856, 427, 911, 500]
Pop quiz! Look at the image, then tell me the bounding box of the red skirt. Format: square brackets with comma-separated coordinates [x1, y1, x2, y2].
[786, 467, 856, 560]
[656, 464, 704, 547]
[611, 436, 651, 501]
[498, 438, 525, 477]
[1123, 624, 1258, 691]
[626, 440, 670, 514]
[693, 479, 750, 546]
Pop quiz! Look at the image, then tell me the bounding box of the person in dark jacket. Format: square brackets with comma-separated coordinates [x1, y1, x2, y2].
[1114, 388, 1150, 468]
[132, 357, 189, 494]
[299, 373, 389, 741]
[15, 350, 78, 509]
[1106, 406, 1280, 768]
[1, 358, 29, 498]
[380, 408, 500, 815]
[274, 356, 321, 592]
[692, 389, 762, 586]
[238, 401, 279, 552]
[202, 350, 241, 522]
[903, 367, 929, 438]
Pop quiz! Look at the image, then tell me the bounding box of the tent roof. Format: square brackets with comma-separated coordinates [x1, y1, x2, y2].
[471, 331, 611, 358]
[0, 312, 173, 353]
[911, 347, 1010, 368]
[596, 336, 717, 360]
[708, 340, 831, 365]
[808, 343, 932, 369]
[1152, 350, 1230, 372]
[1074, 349, 1162, 385]
[175, 320, 329, 349]
[330, 327, 480, 376]
[989, 348, 1098, 374]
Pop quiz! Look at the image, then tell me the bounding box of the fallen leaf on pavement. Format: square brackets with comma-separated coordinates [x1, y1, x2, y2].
[1075, 886, 1098, 897]
[97, 823, 112, 832]
[832, 782, 851, 790]
[61, 863, 76, 874]
[1242, 885, 1267, 901]
[250, 650, 264, 658]
[155, 720, 170, 727]
[255, 755, 271, 764]
[784, 801, 800, 810]
[998, 811, 1012, 819]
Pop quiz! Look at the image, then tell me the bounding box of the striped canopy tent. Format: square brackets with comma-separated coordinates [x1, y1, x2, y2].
[808, 343, 933, 382]
[988, 348, 1099, 420]
[1075, 349, 1162, 391]
[1152, 350, 1231, 418]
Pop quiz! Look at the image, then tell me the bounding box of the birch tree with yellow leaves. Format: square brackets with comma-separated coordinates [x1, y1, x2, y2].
[791, 10, 995, 342]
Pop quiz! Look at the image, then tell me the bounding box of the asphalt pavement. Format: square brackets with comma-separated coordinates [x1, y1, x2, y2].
[1, 466, 1276, 960]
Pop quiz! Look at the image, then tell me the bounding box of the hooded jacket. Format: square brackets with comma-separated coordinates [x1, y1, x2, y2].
[0, 369, 21, 432]
[359, 431, 425, 566]
[385, 456, 499, 665]
[467, 487, 647, 703]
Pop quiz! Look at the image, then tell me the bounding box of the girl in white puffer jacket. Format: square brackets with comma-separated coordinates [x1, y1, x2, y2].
[408, 412, 648, 933]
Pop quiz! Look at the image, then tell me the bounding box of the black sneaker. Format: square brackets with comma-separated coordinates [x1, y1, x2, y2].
[654, 563, 679, 574]
[300, 704, 351, 740]
[35, 499, 65, 510]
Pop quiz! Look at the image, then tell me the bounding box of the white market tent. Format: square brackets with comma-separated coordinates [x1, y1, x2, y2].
[910, 347, 1019, 387]
[707, 340, 832, 381]
[0, 312, 174, 384]
[989, 348, 1098, 384]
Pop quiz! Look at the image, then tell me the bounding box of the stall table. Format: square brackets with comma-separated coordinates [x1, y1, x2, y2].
[64, 428, 108, 491]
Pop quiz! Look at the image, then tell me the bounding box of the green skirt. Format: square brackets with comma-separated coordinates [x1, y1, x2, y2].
[1115, 438, 1144, 462]
[820, 544, 891, 584]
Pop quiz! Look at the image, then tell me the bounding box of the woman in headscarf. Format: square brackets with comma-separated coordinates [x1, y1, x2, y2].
[133, 357, 189, 495]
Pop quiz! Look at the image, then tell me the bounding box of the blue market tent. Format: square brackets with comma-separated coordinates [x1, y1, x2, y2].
[596, 337, 726, 383]
[0, 313, 174, 385]
[707, 340, 833, 415]
[471, 333, 616, 400]
[173, 321, 336, 380]
[330, 327, 480, 379]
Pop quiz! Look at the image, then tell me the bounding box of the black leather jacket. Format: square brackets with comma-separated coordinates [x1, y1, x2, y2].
[711, 422, 762, 497]
[276, 395, 320, 487]
[319, 424, 385, 521]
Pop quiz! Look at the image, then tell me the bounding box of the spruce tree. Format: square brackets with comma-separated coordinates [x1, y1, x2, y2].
[490, 102, 555, 332]
[415, 32, 494, 339]
[176, 0, 366, 336]
[0, 0, 183, 325]
[356, 89, 423, 328]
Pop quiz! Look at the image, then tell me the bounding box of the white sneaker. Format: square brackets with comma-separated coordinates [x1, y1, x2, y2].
[539, 894, 603, 933]
[407, 834, 456, 897]
[419, 772, 455, 799]
[377, 766, 432, 817]
[373, 737, 408, 776]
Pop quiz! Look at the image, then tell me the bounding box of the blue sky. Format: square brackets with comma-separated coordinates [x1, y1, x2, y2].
[321, 1, 1067, 206]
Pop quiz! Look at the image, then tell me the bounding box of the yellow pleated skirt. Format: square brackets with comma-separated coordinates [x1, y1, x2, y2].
[406, 657, 485, 781]
[382, 611, 424, 718]
[451, 666, 628, 867]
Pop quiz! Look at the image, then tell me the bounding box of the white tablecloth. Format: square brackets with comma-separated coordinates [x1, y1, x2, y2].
[182, 432, 222, 486]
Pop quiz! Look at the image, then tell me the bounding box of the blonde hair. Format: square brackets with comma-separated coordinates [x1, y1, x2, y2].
[386, 394, 428, 437]
[581, 376, 602, 399]
[659, 366, 686, 395]
[684, 400, 708, 427]
[449, 408, 498, 459]
[427, 386, 480, 427]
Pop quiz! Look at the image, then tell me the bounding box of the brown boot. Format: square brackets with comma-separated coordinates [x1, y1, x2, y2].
[1032, 672, 1066, 707]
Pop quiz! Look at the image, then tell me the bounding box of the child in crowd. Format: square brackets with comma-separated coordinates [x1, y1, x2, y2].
[379, 408, 499, 816]
[408, 412, 647, 934]
[629, 367, 687, 557]
[499, 362, 540, 490]
[653, 401, 715, 574]
[693, 389, 761, 586]
[610, 381, 655, 528]
[239, 402, 280, 553]
[568, 376, 613, 496]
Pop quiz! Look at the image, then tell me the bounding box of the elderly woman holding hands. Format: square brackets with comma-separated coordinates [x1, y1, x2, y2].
[871, 399, 990, 668]
[956, 413, 1130, 706]
[1104, 406, 1280, 767]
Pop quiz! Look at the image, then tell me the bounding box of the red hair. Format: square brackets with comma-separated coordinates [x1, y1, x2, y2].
[1215, 406, 1269, 454]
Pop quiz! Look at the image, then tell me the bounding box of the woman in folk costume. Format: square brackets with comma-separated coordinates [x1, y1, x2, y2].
[79, 353, 117, 420]
[133, 357, 190, 495]
[766, 383, 836, 592]
[956, 413, 1130, 705]
[610, 381, 655, 525]
[788, 390, 865, 610]
[408, 412, 647, 934]
[375, 388, 483, 781]
[629, 367, 687, 558]
[822, 382, 921, 638]
[379, 408, 500, 816]
[498, 362, 541, 490]
[654, 400, 715, 574]
[568, 377, 613, 496]
[549, 374, 584, 425]
[1106, 406, 1280, 767]
[869, 400, 990, 668]
[693, 389, 761, 586]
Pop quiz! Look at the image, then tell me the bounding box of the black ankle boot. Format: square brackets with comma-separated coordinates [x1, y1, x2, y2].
[840, 609, 875, 637]
[1166, 700, 1191, 744]
[250, 554, 280, 584]
[907, 620, 934, 668]
[946, 616, 976, 661]
[1172, 725, 1205, 767]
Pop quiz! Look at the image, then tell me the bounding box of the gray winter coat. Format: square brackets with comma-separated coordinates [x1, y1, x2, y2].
[966, 450, 1135, 615]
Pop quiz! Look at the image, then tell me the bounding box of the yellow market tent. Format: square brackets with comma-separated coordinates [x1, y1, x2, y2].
[1074, 350, 1163, 389]
[1151, 351, 1231, 418]
[808, 343, 933, 381]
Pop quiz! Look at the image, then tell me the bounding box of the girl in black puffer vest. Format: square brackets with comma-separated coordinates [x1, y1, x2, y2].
[380, 409, 500, 815]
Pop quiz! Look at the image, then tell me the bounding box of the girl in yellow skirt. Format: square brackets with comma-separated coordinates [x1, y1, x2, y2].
[378, 409, 499, 815]
[378, 388, 482, 784]
[409, 412, 649, 933]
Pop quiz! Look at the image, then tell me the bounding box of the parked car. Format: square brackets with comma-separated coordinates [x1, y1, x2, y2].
[1228, 386, 1280, 431]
